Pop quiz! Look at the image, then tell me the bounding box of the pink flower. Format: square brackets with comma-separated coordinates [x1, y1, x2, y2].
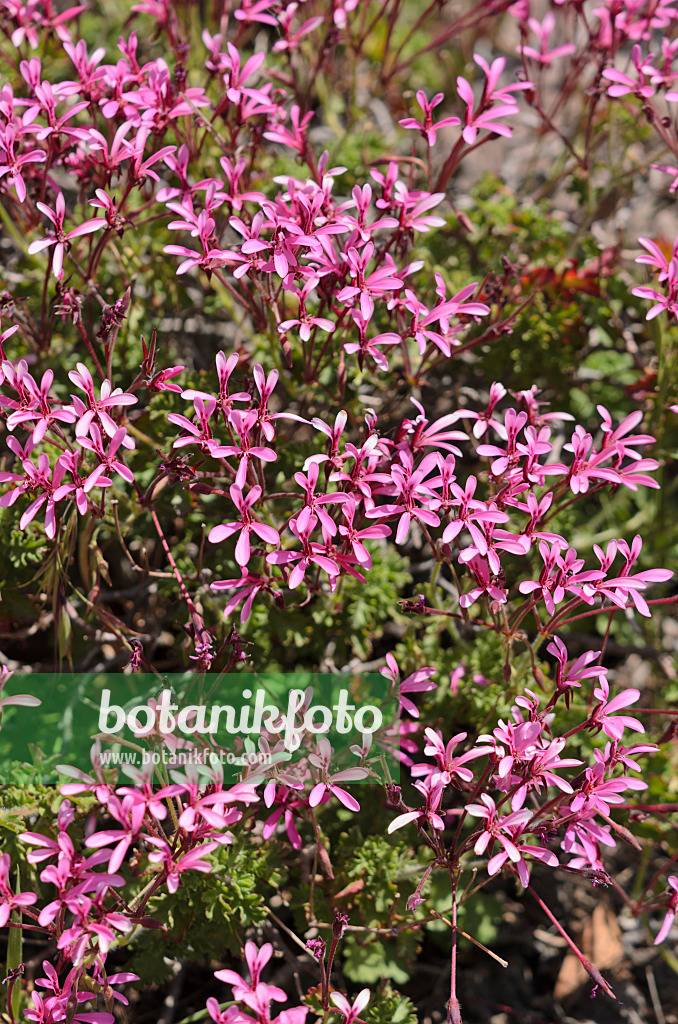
[307, 736, 369, 812]
[330, 990, 370, 1024]
[379, 652, 437, 718]
[635, 236, 678, 281]
[460, 553, 507, 608]
[68, 363, 137, 443]
[547, 637, 607, 697]
[518, 13, 577, 65]
[388, 777, 446, 833]
[336, 241, 404, 320]
[211, 570, 280, 623]
[654, 876, 678, 945]
[278, 277, 335, 342]
[465, 793, 533, 864]
[83, 794, 146, 871]
[365, 450, 441, 544]
[602, 45, 657, 98]
[338, 495, 391, 568]
[589, 679, 644, 741]
[411, 729, 490, 786]
[569, 761, 646, 816]
[266, 513, 340, 589]
[211, 408, 277, 487]
[77, 425, 135, 484]
[0, 123, 46, 203]
[209, 484, 280, 567]
[0, 852, 38, 926]
[263, 104, 314, 154]
[215, 941, 286, 1004]
[293, 460, 349, 539]
[146, 839, 218, 894]
[27, 192, 104, 277]
[456, 75, 520, 145]
[344, 310, 401, 372]
[398, 90, 460, 146]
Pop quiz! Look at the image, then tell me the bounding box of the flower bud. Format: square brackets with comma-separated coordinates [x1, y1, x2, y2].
[332, 911, 348, 940]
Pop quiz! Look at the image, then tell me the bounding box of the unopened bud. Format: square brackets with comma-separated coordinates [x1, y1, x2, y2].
[104, 985, 114, 1013]
[332, 911, 348, 940]
[386, 783, 402, 806]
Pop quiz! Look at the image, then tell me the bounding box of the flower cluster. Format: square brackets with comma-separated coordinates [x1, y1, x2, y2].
[1, 2, 677, 1023]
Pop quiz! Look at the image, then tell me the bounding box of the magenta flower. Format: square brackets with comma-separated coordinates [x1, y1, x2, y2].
[278, 277, 336, 342]
[308, 765, 368, 812]
[338, 495, 391, 568]
[168, 397, 219, 453]
[456, 76, 520, 145]
[28, 192, 104, 277]
[6, 367, 77, 443]
[485, 834, 558, 887]
[465, 794, 532, 861]
[388, 777, 446, 834]
[569, 761, 646, 816]
[412, 729, 490, 786]
[546, 636, 607, 695]
[0, 852, 38, 926]
[379, 652, 437, 718]
[654, 876, 678, 945]
[211, 408, 277, 487]
[441, 474, 508, 554]
[263, 103, 314, 154]
[0, 123, 46, 203]
[215, 940, 285, 1002]
[0, 443, 60, 539]
[302, 735, 369, 811]
[602, 45, 657, 98]
[292, 460, 349, 539]
[366, 450, 441, 543]
[266, 513, 340, 589]
[77, 425, 135, 484]
[209, 484, 280, 567]
[518, 13, 577, 65]
[632, 277, 678, 320]
[589, 679, 644, 741]
[519, 540, 603, 616]
[84, 795, 145, 871]
[344, 310, 401, 373]
[146, 839, 218, 894]
[262, 784, 304, 849]
[398, 90, 460, 146]
[330, 990, 370, 1024]
[68, 363, 137, 443]
[651, 162, 678, 192]
[635, 236, 678, 281]
[336, 242, 404, 320]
